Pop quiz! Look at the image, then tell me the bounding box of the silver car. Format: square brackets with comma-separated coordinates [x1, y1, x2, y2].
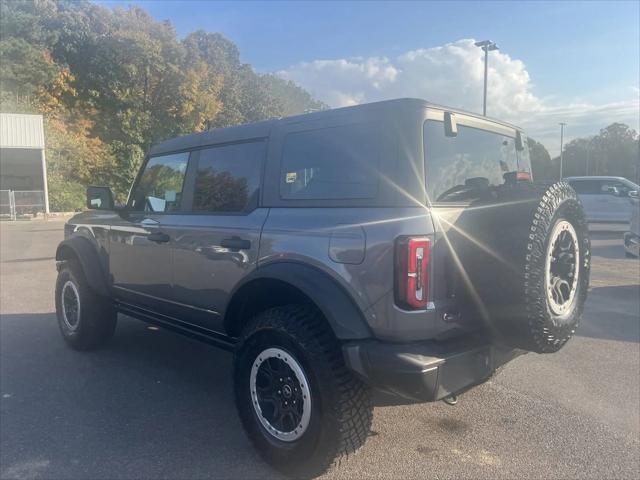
[566, 176, 640, 223]
[624, 191, 640, 257]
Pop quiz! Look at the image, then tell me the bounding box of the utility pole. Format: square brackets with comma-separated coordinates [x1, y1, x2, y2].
[559, 122, 566, 179]
[586, 145, 590, 176]
[475, 40, 499, 116]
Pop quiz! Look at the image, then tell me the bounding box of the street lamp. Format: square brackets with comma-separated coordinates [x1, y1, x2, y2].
[475, 40, 499, 116]
[559, 122, 566, 179]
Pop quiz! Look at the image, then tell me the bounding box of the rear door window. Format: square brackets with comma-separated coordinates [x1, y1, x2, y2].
[280, 123, 380, 200]
[192, 141, 264, 213]
[424, 120, 519, 203]
[569, 180, 603, 194]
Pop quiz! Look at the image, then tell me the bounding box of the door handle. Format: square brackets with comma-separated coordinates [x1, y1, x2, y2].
[147, 231, 170, 243]
[220, 237, 251, 251]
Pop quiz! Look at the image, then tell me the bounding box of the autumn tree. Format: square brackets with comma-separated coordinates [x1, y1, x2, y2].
[1, 0, 324, 210]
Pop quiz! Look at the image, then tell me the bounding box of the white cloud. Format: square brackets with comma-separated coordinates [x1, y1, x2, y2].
[277, 39, 639, 156]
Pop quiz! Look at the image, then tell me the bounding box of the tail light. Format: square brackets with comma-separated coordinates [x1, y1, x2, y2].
[395, 237, 431, 309]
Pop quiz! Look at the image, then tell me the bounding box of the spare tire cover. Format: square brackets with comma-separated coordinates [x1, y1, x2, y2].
[445, 182, 591, 353]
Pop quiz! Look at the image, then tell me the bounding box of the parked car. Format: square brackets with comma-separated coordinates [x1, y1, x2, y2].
[54, 99, 590, 477]
[624, 190, 640, 258]
[565, 176, 639, 223]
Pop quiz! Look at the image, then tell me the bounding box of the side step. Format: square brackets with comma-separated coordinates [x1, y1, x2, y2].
[116, 302, 237, 352]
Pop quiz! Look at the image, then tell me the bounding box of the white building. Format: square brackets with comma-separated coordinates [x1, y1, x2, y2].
[0, 113, 49, 215]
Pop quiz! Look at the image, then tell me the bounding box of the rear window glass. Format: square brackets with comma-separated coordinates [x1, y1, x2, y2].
[280, 123, 380, 200]
[193, 141, 263, 213]
[424, 120, 519, 203]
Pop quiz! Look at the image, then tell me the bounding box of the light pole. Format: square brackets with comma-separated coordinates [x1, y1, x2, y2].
[559, 122, 566, 179]
[475, 40, 499, 116]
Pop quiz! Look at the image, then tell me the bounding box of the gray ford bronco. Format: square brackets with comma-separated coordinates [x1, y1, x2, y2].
[55, 98, 590, 476]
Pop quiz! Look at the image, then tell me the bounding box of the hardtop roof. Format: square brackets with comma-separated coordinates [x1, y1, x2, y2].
[149, 98, 524, 156]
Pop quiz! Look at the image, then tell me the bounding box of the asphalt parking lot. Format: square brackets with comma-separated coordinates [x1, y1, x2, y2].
[1, 219, 638, 480]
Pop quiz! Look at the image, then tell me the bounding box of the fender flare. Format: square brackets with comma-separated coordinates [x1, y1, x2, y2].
[55, 236, 110, 297]
[225, 261, 372, 340]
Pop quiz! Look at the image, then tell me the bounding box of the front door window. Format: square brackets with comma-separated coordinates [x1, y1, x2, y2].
[130, 153, 189, 212]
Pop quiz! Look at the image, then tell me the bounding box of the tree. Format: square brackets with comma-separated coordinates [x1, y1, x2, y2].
[261, 74, 327, 117]
[182, 30, 326, 127]
[556, 123, 639, 183]
[528, 137, 556, 182]
[0, 0, 326, 210]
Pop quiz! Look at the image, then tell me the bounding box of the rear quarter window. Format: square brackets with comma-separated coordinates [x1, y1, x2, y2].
[280, 123, 381, 200]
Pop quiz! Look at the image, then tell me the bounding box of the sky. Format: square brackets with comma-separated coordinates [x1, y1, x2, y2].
[98, 1, 639, 155]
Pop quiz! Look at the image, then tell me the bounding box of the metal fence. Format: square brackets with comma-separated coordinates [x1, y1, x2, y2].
[0, 190, 46, 220]
[0, 190, 15, 220]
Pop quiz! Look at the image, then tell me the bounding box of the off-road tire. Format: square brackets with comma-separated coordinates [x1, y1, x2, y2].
[487, 182, 591, 353]
[55, 260, 117, 350]
[234, 305, 373, 477]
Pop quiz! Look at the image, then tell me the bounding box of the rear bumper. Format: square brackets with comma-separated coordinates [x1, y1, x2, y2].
[343, 336, 523, 402]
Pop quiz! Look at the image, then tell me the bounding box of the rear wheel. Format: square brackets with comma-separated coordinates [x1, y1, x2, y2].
[234, 305, 372, 477]
[55, 260, 117, 350]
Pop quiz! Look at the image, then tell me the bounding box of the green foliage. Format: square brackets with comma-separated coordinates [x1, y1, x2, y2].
[47, 172, 85, 212]
[0, 0, 323, 210]
[261, 74, 327, 116]
[529, 124, 640, 184]
[0, 37, 59, 98]
[557, 123, 640, 183]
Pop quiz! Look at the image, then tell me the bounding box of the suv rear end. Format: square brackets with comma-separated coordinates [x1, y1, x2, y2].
[259, 98, 534, 360]
[257, 99, 585, 405]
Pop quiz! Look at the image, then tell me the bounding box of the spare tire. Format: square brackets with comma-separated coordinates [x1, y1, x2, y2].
[446, 182, 590, 353]
[520, 182, 590, 352]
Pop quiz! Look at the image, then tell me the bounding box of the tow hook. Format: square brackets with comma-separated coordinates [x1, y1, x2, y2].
[442, 394, 458, 406]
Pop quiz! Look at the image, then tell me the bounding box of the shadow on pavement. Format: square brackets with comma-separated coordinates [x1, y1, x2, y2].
[0, 313, 285, 480]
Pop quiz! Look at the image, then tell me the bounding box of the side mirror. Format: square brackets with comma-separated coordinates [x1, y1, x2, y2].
[515, 131, 525, 151]
[444, 112, 458, 137]
[86, 186, 115, 210]
[629, 190, 639, 199]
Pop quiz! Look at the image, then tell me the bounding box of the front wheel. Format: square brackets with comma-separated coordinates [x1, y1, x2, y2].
[55, 260, 117, 350]
[234, 305, 372, 477]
